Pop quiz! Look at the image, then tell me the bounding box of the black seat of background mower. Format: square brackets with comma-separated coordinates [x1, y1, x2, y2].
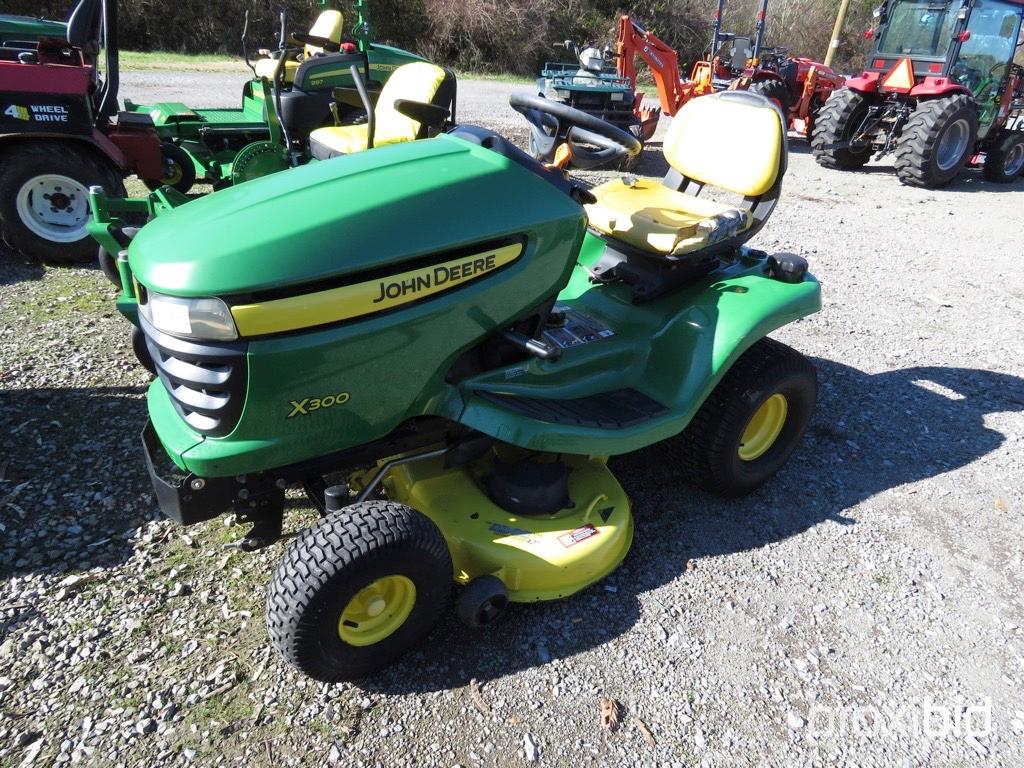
[66, 0, 101, 50]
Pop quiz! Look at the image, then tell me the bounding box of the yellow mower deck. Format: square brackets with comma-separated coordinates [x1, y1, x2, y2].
[382, 451, 633, 602]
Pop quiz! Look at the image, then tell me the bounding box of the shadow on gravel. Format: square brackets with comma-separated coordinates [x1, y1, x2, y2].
[0, 386, 151, 580]
[0, 247, 45, 285]
[365, 361, 1024, 695]
[943, 171, 1024, 193]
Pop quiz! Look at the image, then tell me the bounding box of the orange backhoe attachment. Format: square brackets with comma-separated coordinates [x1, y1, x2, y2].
[615, 14, 715, 137]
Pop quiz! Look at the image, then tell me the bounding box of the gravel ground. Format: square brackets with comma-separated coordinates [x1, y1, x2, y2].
[1, 72, 1024, 768]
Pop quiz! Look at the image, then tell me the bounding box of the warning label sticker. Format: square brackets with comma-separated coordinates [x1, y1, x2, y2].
[558, 524, 600, 548]
[542, 305, 615, 350]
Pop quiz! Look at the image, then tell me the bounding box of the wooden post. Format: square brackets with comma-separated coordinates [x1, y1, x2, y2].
[824, 0, 852, 68]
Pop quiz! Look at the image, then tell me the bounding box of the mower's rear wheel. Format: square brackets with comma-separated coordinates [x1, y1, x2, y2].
[0, 142, 125, 263]
[810, 88, 872, 171]
[266, 500, 452, 681]
[676, 338, 817, 497]
[981, 132, 1024, 183]
[893, 94, 977, 188]
[143, 142, 196, 194]
[747, 78, 791, 113]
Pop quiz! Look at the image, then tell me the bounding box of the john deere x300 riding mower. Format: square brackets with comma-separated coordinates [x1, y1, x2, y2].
[119, 88, 820, 681]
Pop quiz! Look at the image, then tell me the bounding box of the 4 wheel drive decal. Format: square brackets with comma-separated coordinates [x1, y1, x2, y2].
[230, 242, 523, 336]
[4, 103, 68, 122]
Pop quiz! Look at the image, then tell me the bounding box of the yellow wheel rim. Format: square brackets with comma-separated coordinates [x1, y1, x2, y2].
[163, 163, 183, 186]
[738, 393, 788, 461]
[337, 575, 416, 647]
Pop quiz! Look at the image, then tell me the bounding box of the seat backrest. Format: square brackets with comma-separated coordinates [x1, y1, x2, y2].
[663, 90, 785, 198]
[66, 0, 101, 50]
[304, 10, 343, 58]
[729, 36, 752, 71]
[375, 62, 452, 144]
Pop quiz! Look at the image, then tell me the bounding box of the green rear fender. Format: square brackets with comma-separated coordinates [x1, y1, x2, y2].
[456, 259, 821, 455]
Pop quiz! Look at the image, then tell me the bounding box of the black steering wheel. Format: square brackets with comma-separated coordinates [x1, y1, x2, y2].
[290, 32, 341, 52]
[510, 93, 642, 170]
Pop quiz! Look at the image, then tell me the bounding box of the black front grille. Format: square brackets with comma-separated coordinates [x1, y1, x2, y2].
[139, 314, 247, 437]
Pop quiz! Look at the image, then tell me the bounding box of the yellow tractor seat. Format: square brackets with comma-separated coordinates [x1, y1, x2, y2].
[586, 178, 752, 256]
[308, 62, 456, 159]
[586, 90, 786, 260]
[253, 10, 344, 84]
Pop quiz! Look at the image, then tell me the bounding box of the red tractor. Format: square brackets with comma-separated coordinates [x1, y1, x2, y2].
[706, 0, 846, 135]
[812, 0, 1024, 187]
[0, 0, 164, 262]
[615, 0, 845, 137]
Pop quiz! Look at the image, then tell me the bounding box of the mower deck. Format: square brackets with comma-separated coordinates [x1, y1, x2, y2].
[386, 451, 633, 602]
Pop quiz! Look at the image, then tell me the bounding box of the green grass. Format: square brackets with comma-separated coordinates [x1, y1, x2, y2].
[120, 50, 249, 73]
[119, 50, 533, 83]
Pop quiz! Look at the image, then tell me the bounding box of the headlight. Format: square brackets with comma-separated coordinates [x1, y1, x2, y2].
[139, 290, 238, 341]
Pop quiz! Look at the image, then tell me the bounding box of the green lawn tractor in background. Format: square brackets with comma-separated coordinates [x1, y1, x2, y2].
[89, 60, 458, 291]
[111, 87, 820, 681]
[124, 0, 428, 193]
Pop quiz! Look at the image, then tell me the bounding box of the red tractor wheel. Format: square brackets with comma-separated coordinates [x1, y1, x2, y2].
[981, 132, 1024, 183]
[747, 79, 791, 114]
[810, 89, 872, 171]
[893, 94, 977, 188]
[0, 141, 126, 263]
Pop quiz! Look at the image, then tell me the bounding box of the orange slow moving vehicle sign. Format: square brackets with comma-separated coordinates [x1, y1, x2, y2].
[880, 58, 916, 93]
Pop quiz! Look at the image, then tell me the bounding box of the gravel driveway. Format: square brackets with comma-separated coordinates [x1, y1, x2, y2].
[1, 71, 1023, 768]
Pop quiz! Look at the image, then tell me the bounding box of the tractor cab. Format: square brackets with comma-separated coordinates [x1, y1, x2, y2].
[862, 0, 1024, 137]
[867, 0, 1024, 125]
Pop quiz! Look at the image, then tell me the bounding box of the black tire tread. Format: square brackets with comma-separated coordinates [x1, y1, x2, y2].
[0, 141, 125, 262]
[893, 93, 977, 188]
[810, 88, 872, 170]
[676, 337, 816, 496]
[981, 131, 1024, 183]
[266, 500, 451, 681]
[747, 78, 791, 112]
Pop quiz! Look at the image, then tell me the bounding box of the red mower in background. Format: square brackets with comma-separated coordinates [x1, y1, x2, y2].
[812, 0, 1024, 188]
[615, 0, 845, 137]
[0, 0, 165, 262]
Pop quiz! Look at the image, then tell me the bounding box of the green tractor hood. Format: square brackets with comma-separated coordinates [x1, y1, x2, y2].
[129, 135, 584, 298]
[0, 14, 67, 44]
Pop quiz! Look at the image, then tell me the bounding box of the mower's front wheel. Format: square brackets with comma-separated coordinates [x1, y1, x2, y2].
[0, 142, 125, 263]
[676, 338, 817, 497]
[267, 500, 452, 682]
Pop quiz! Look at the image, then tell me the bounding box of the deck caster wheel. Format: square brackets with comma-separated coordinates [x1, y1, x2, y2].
[267, 501, 452, 681]
[456, 575, 509, 628]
